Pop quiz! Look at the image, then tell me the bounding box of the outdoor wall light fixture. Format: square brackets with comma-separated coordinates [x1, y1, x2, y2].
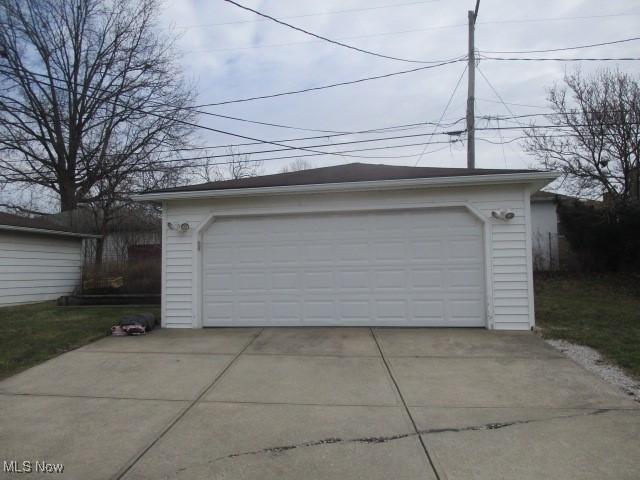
[167, 222, 190, 232]
[491, 209, 516, 221]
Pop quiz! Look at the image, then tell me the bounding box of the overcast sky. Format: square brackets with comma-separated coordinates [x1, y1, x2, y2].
[158, 0, 640, 175]
[2, 0, 639, 211]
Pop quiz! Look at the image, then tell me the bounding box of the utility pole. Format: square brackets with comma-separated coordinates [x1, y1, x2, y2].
[467, 0, 480, 169]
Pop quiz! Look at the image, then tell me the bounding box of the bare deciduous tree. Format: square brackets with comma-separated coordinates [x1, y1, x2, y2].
[196, 147, 263, 182]
[524, 69, 640, 202]
[0, 0, 196, 256]
[279, 158, 312, 173]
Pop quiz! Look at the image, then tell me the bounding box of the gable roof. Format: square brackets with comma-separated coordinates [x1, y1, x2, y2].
[46, 206, 161, 235]
[0, 211, 99, 238]
[143, 162, 541, 195]
[531, 190, 602, 204]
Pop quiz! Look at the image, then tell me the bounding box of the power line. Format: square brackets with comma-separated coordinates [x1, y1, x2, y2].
[476, 66, 518, 119]
[156, 130, 472, 161]
[142, 109, 636, 154]
[193, 110, 346, 134]
[479, 35, 640, 54]
[0, 62, 464, 134]
[187, 58, 466, 107]
[222, 0, 462, 64]
[181, 0, 440, 28]
[477, 97, 549, 109]
[0, 64, 469, 161]
[0, 139, 465, 176]
[101, 124, 628, 163]
[55, 110, 626, 157]
[185, 27, 462, 54]
[0, 65, 374, 160]
[474, 56, 513, 168]
[168, 103, 465, 134]
[0, 64, 472, 162]
[3, 62, 634, 151]
[481, 55, 640, 62]
[415, 64, 468, 165]
[183, 12, 640, 54]
[84, 133, 586, 169]
[0, 129, 623, 179]
[140, 118, 468, 154]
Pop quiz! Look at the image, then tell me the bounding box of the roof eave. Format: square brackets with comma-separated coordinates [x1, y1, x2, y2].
[132, 171, 559, 202]
[0, 224, 102, 238]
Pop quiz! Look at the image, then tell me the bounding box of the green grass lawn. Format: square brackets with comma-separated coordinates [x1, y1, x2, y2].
[535, 273, 640, 378]
[0, 302, 160, 381]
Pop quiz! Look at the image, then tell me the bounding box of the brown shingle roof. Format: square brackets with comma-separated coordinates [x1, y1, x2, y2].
[0, 211, 97, 237]
[148, 162, 538, 194]
[0, 211, 74, 232]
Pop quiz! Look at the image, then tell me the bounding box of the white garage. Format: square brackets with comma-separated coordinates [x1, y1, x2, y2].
[0, 212, 98, 306]
[135, 163, 556, 330]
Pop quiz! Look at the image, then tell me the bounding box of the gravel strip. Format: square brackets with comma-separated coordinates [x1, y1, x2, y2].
[546, 339, 640, 403]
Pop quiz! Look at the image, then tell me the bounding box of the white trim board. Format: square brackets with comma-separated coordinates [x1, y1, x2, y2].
[135, 172, 558, 201]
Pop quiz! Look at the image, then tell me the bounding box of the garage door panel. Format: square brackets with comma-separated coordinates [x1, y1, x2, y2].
[374, 269, 407, 289]
[234, 245, 266, 264]
[374, 241, 406, 261]
[271, 301, 300, 320]
[412, 300, 445, 319]
[339, 300, 371, 319]
[304, 243, 334, 262]
[202, 209, 485, 327]
[237, 272, 267, 290]
[448, 239, 484, 258]
[270, 244, 301, 263]
[204, 272, 234, 292]
[448, 268, 484, 288]
[204, 245, 234, 265]
[304, 271, 335, 290]
[271, 271, 300, 289]
[410, 239, 445, 259]
[205, 301, 234, 321]
[337, 242, 370, 261]
[375, 299, 408, 320]
[337, 270, 370, 289]
[304, 301, 336, 321]
[449, 298, 484, 318]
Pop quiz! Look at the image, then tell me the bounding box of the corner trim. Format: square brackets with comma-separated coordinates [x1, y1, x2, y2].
[523, 188, 536, 328]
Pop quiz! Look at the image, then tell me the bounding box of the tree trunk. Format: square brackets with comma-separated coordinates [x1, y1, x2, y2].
[94, 221, 110, 265]
[59, 177, 77, 212]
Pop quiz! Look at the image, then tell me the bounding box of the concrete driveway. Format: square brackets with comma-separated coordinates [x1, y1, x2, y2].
[1, 328, 638, 479]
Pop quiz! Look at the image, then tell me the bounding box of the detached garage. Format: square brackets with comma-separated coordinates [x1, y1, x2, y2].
[135, 163, 557, 330]
[0, 212, 97, 306]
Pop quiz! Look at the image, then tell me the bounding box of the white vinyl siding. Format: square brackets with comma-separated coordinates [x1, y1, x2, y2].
[0, 231, 83, 306]
[162, 184, 532, 330]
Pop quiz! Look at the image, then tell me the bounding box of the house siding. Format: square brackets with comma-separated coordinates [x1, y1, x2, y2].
[530, 200, 559, 270]
[0, 231, 83, 306]
[163, 183, 532, 330]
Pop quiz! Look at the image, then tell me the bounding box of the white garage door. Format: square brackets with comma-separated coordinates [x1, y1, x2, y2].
[202, 209, 485, 327]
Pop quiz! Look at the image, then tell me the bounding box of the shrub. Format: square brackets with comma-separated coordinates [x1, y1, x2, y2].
[557, 200, 640, 272]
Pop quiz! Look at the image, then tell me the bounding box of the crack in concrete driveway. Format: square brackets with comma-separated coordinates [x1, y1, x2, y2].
[206, 408, 614, 464]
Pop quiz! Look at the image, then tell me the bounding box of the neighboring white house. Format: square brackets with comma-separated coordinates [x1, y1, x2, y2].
[530, 191, 560, 271]
[47, 207, 161, 263]
[0, 212, 98, 306]
[135, 163, 557, 331]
